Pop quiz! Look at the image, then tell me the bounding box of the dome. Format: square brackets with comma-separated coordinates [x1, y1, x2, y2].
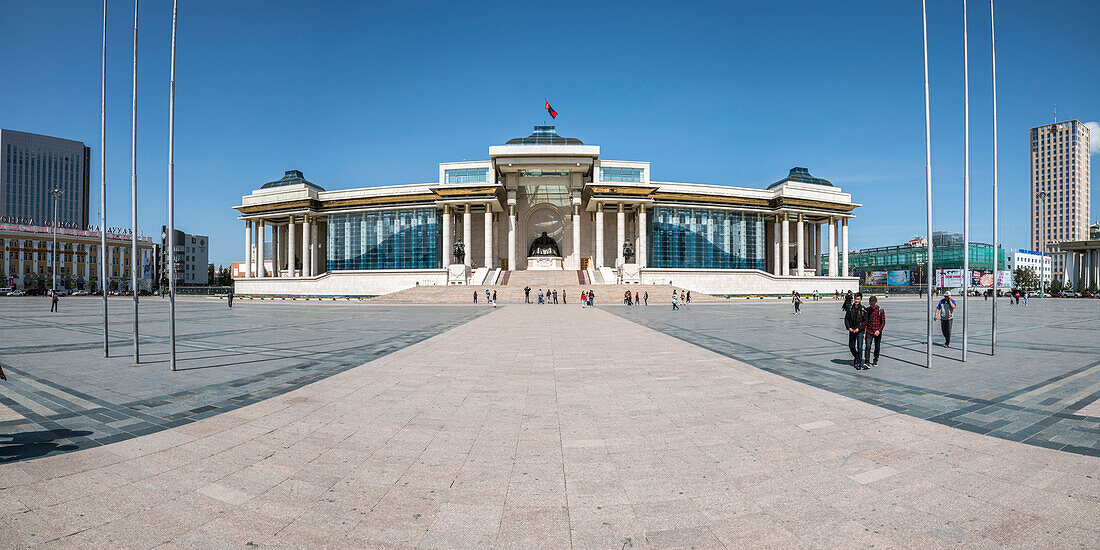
[261, 170, 325, 191]
[768, 167, 833, 189]
[505, 126, 583, 145]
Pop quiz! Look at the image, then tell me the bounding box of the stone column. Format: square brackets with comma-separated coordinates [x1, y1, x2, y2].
[796, 214, 805, 277]
[244, 220, 253, 277]
[772, 217, 781, 275]
[442, 206, 452, 267]
[507, 205, 516, 270]
[311, 221, 320, 275]
[595, 203, 605, 268]
[483, 206, 493, 269]
[637, 205, 647, 268]
[842, 219, 849, 278]
[259, 220, 268, 277]
[271, 223, 280, 277]
[616, 203, 625, 267]
[572, 205, 581, 270]
[462, 204, 472, 267]
[287, 219, 297, 276]
[302, 217, 312, 277]
[780, 214, 790, 276]
[828, 218, 837, 277]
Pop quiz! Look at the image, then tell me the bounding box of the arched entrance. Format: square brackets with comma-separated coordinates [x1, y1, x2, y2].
[523, 203, 566, 269]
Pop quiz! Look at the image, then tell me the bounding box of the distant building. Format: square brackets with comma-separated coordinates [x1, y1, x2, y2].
[1090, 222, 1099, 241]
[1, 129, 91, 228]
[904, 236, 927, 248]
[160, 226, 209, 285]
[1005, 249, 1051, 285]
[932, 231, 964, 247]
[1030, 120, 1091, 281]
[1, 222, 153, 291]
[830, 237, 1005, 287]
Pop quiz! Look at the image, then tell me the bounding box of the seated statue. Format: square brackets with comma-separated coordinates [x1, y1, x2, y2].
[528, 232, 561, 257]
[623, 241, 636, 263]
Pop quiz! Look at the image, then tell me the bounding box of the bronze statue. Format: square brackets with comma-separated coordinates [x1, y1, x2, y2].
[452, 240, 465, 264]
[623, 241, 635, 263]
[528, 232, 561, 257]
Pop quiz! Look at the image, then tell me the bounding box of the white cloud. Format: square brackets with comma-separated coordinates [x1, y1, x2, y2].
[1086, 121, 1100, 155]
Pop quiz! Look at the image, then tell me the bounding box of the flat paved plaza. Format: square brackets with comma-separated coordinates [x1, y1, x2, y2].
[0, 298, 1097, 548]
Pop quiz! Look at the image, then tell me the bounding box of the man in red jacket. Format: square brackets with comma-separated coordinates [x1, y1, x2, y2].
[864, 295, 886, 367]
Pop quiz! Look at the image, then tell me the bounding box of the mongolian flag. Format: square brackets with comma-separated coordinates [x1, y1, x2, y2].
[544, 100, 558, 119]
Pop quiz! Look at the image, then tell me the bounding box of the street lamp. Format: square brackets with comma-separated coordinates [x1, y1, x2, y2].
[1037, 190, 1048, 293]
[50, 188, 64, 291]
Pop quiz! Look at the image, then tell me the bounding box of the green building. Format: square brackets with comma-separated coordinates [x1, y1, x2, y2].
[823, 242, 1005, 286]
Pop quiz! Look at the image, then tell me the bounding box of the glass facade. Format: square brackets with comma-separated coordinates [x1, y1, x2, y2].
[326, 209, 440, 270]
[444, 168, 489, 184]
[649, 207, 766, 269]
[831, 243, 1006, 274]
[599, 167, 643, 182]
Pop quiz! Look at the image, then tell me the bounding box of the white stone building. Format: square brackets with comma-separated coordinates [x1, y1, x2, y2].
[234, 126, 860, 296]
[1005, 249, 1052, 286]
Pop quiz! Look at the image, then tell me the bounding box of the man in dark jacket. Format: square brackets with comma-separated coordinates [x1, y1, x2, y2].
[864, 295, 885, 366]
[844, 292, 869, 369]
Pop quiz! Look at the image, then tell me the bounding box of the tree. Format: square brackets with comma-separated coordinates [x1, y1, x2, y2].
[88, 276, 97, 294]
[207, 263, 215, 285]
[25, 272, 38, 292]
[1049, 279, 1063, 292]
[1012, 267, 1038, 292]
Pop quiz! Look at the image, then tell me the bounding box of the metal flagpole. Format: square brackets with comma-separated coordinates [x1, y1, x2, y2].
[990, 0, 999, 355]
[131, 0, 140, 363]
[961, 0, 970, 362]
[922, 0, 934, 369]
[52, 190, 62, 291]
[101, 0, 109, 357]
[168, 0, 177, 371]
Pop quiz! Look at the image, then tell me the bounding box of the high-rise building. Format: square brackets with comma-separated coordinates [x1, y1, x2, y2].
[1030, 120, 1091, 280]
[1, 129, 91, 228]
[160, 226, 210, 285]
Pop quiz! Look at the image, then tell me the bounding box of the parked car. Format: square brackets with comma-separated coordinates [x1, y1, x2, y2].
[72, 290, 89, 296]
[6, 290, 26, 296]
[1061, 291, 1079, 298]
[1080, 291, 1095, 298]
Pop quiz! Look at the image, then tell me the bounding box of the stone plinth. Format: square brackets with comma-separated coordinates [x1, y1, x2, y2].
[526, 256, 564, 270]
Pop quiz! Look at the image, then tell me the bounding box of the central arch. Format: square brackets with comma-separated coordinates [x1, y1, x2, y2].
[523, 203, 566, 263]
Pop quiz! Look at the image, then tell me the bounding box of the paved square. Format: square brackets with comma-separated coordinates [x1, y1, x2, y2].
[606, 296, 1100, 456]
[0, 302, 1097, 548]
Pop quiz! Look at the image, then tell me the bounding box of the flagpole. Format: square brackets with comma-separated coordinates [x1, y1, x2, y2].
[922, 0, 934, 369]
[990, 0, 999, 355]
[168, 0, 178, 371]
[101, 0, 109, 358]
[961, 0, 970, 362]
[130, 0, 140, 364]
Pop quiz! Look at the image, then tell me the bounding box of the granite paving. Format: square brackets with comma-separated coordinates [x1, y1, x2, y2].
[604, 296, 1100, 456]
[0, 296, 488, 462]
[0, 305, 1096, 548]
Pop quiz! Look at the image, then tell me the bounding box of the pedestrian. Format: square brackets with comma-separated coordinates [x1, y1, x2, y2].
[686, 291, 691, 304]
[672, 291, 679, 311]
[589, 290, 595, 306]
[842, 290, 853, 313]
[1023, 292, 1028, 306]
[844, 291, 868, 369]
[50, 289, 59, 313]
[562, 290, 566, 304]
[643, 291, 648, 306]
[634, 291, 639, 306]
[792, 291, 802, 315]
[524, 285, 531, 304]
[473, 291, 478, 304]
[680, 290, 685, 304]
[492, 289, 497, 304]
[228, 287, 234, 308]
[553, 289, 558, 304]
[865, 295, 886, 367]
[538, 289, 544, 304]
[933, 291, 956, 347]
[486, 289, 490, 304]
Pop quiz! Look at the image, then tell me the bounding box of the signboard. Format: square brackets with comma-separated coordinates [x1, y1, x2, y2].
[887, 270, 911, 286]
[936, 269, 963, 288]
[867, 271, 888, 285]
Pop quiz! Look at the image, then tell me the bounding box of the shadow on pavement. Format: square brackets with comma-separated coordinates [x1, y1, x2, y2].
[0, 429, 90, 463]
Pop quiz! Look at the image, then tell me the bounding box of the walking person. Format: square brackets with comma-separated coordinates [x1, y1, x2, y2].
[686, 291, 691, 304]
[844, 292, 868, 369]
[792, 291, 802, 315]
[553, 289, 558, 304]
[933, 291, 956, 348]
[672, 290, 679, 311]
[1023, 292, 1028, 306]
[562, 290, 566, 304]
[228, 287, 234, 308]
[492, 289, 497, 304]
[473, 291, 478, 304]
[842, 290, 853, 313]
[581, 290, 586, 308]
[538, 289, 544, 304]
[643, 291, 648, 306]
[524, 285, 531, 304]
[486, 289, 490, 304]
[589, 290, 595, 306]
[50, 289, 59, 313]
[864, 295, 886, 367]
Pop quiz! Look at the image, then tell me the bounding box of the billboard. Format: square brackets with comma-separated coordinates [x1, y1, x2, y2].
[867, 271, 888, 285]
[887, 270, 911, 286]
[936, 269, 963, 288]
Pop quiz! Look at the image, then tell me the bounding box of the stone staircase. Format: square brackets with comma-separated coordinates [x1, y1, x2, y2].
[369, 271, 721, 305]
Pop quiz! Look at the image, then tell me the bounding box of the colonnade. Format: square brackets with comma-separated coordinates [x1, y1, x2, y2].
[770, 215, 849, 277]
[244, 216, 322, 278]
[1065, 248, 1100, 289]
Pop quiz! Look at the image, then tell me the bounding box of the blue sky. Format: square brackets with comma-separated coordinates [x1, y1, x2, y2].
[1, 0, 1097, 266]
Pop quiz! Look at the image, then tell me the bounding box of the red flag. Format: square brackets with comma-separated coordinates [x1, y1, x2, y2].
[545, 100, 557, 119]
